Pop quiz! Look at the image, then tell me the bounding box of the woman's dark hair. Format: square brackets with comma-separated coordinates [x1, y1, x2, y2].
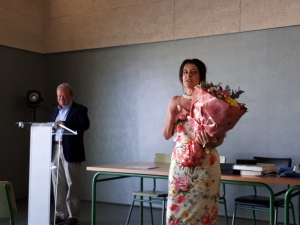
[179, 58, 207, 85]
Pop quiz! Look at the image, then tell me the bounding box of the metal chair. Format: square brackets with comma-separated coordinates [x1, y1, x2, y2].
[126, 153, 171, 225]
[232, 156, 296, 225]
[0, 181, 17, 225]
[219, 156, 229, 225]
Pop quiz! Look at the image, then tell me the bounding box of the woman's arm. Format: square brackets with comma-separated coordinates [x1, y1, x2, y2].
[162, 97, 178, 140]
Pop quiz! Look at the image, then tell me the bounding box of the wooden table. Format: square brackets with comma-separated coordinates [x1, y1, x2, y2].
[87, 162, 300, 225]
[221, 174, 300, 225]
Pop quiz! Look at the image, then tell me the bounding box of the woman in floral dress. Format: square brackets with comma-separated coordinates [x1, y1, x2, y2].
[163, 59, 225, 225]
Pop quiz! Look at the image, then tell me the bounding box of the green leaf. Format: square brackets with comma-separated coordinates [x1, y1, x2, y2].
[192, 174, 199, 180]
[231, 88, 244, 99]
[199, 81, 207, 88]
[225, 85, 231, 92]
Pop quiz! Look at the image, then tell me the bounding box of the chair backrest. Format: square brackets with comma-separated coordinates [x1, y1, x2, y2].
[0, 181, 17, 219]
[154, 153, 172, 163]
[253, 156, 292, 170]
[219, 156, 226, 163]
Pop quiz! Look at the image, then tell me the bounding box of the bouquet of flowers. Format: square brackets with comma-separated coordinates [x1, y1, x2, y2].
[179, 81, 247, 167]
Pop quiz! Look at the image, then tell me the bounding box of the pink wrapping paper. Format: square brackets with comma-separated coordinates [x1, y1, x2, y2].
[178, 86, 247, 167]
[188, 87, 246, 138]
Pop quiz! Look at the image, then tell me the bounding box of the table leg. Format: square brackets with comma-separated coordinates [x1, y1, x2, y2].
[298, 193, 300, 225]
[90, 172, 168, 225]
[284, 186, 300, 225]
[297, 192, 300, 225]
[91, 173, 129, 225]
[91, 173, 100, 225]
[140, 177, 144, 225]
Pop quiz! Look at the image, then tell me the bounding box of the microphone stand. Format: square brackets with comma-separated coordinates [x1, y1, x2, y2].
[33, 107, 37, 122]
[22, 106, 49, 122]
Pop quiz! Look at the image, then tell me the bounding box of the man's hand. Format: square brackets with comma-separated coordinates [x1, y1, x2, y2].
[56, 120, 65, 126]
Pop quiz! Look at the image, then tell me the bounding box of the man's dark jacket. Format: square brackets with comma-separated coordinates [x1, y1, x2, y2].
[50, 101, 90, 162]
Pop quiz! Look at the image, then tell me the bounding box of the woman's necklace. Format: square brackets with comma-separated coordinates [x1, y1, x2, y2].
[182, 93, 192, 100]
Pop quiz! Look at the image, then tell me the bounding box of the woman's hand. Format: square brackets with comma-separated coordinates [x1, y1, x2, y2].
[196, 131, 210, 146]
[196, 131, 225, 148]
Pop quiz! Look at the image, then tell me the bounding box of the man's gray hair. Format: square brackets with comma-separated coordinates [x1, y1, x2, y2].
[57, 83, 73, 95]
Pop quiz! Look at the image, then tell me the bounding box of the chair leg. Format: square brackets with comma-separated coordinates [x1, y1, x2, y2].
[223, 198, 229, 225]
[126, 196, 137, 225]
[289, 202, 296, 225]
[251, 207, 256, 225]
[231, 204, 237, 225]
[149, 197, 154, 225]
[274, 207, 278, 225]
[162, 198, 166, 225]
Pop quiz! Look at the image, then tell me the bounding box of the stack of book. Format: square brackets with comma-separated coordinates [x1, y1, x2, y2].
[233, 163, 277, 176]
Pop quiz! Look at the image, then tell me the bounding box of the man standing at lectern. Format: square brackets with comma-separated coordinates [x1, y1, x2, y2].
[50, 83, 90, 225]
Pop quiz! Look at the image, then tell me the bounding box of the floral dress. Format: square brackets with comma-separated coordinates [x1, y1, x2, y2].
[167, 105, 221, 225]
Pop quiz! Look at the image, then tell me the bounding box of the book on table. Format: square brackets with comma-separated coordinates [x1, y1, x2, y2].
[240, 169, 278, 176]
[233, 163, 275, 171]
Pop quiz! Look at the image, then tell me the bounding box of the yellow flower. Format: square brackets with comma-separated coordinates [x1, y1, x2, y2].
[169, 184, 175, 192]
[171, 190, 178, 199]
[190, 188, 195, 193]
[194, 179, 202, 187]
[187, 219, 196, 225]
[205, 180, 212, 188]
[170, 184, 178, 199]
[225, 96, 239, 107]
[182, 211, 189, 218]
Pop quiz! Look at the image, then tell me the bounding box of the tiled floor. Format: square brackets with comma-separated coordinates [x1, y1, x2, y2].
[0, 198, 272, 225]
